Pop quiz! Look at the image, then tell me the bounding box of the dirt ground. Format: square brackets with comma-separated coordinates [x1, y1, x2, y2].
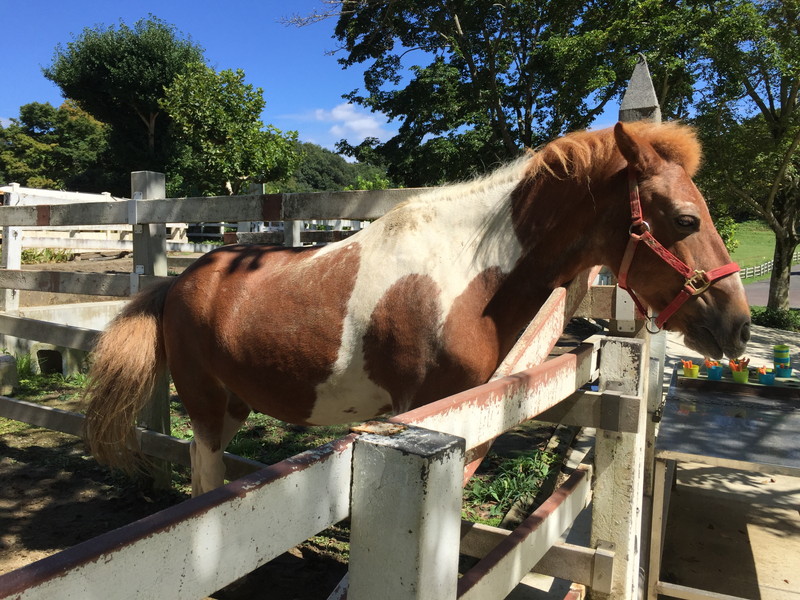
[0, 252, 591, 598]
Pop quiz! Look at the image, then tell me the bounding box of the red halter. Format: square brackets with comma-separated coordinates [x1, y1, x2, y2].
[617, 168, 740, 330]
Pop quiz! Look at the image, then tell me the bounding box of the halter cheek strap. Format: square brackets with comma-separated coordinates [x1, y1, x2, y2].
[617, 168, 740, 330]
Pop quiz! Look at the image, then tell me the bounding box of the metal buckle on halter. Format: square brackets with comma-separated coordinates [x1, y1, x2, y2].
[628, 219, 651, 238]
[685, 270, 711, 295]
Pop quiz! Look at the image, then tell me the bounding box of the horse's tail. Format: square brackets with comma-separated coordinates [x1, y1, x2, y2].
[83, 280, 173, 473]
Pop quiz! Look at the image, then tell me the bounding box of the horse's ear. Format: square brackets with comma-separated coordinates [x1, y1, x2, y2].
[614, 122, 664, 175]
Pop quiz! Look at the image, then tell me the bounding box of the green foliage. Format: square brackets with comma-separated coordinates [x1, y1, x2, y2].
[463, 450, 554, 525]
[326, 0, 703, 186]
[750, 307, 800, 332]
[43, 16, 206, 193]
[692, 0, 800, 309]
[0, 102, 110, 191]
[280, 142, 390, 192]
[713, 215, 739, 253]
[344, 173, 392, 191]
[160, 62, 301, 196]
[21, 248, 74, 264]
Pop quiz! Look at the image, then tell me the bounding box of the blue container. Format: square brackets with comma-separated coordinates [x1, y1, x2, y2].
[707, 365, 723, 380]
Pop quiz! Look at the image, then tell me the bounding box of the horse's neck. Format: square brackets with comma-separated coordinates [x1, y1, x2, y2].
[392, 160, 530, 272]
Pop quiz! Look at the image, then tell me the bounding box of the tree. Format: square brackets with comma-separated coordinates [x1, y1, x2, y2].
[290, 0, 703, 186]
[0, 101, 110, 191]
[693, 0, 800, 310]
[281, 141, 389, 192]
[43, 16, 205, 190]
[160, 63, 301, 196]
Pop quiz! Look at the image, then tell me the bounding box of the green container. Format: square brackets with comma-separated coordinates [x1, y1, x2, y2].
[732, 369, 749, 384]
[774, 344, 790, 366]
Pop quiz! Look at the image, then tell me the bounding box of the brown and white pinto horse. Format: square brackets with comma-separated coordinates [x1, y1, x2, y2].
[84, 122, 750, 496]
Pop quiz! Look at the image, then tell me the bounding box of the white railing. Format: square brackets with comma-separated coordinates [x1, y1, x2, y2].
[740, 251, 800, 279]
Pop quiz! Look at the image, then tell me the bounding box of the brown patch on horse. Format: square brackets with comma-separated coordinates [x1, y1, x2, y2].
[163, 244, 362, 429]
[408, 268, 510, 409]
[362, 274, 443, 411]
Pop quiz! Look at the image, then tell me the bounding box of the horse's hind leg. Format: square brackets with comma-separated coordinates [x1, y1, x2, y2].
[185, 387, 250, 497]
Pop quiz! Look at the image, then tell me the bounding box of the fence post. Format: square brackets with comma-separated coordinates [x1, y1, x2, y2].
[348, 424, 464, 600]
[0, 227, 22, 313]
[130, 171, 171, 488]
[591, 337, 647, 600]
[589, 54, 662, 600]
[284, 220, 303, 247]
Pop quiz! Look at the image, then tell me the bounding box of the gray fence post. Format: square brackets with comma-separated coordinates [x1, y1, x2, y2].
[590, 54, 664, 600]
[592, 337, 647, 600]
[0, 227, 21, 313]
[348, 424, 464, 600]
[130, 171, 171, 488]
[284, 220, 303, 247]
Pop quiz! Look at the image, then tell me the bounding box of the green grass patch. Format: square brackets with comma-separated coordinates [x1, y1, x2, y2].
[21, 248, 74, 264]
[462, 449, 555, 527]
[729, 221, 774, 268]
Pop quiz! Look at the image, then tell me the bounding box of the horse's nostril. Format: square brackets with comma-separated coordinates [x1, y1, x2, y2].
[740, 320, 751, 344]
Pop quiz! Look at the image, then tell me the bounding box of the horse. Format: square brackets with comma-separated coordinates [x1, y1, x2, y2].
[84, 121, 751, 496]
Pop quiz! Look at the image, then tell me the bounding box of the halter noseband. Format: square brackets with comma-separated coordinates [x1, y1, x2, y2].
[617, 167, 740, 330]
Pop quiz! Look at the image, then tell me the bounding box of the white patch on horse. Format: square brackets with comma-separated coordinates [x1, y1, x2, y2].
[307, 158, 529, 424]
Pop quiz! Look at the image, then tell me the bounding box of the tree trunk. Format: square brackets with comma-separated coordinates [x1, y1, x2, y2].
[767, 233, 797, 310]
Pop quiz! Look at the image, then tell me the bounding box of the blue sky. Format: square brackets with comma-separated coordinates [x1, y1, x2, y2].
[0, 0, 397, 151]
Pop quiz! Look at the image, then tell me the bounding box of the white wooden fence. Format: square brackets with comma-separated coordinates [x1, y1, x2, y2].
[740, 251, 800, 279]
[0, 178, 660, 600]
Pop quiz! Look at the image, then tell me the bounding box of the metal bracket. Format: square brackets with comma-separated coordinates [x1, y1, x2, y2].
[614, 287, 636, 333]
[129, 272, 140, 295]
[592, 540, 615, 595]
[128, 192, 142, 229]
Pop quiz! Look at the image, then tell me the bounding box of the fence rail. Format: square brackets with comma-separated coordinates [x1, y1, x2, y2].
[740, 251, 800, 279]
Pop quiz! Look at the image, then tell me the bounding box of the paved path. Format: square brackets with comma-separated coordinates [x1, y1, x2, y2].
[743, 265, 800, 307]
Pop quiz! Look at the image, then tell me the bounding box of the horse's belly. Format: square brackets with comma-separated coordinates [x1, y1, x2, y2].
[306, 370, 393, 425]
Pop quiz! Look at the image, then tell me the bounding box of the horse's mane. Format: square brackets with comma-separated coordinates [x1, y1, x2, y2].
[379, 122, 701, 221]
[528, 121, 702, 180]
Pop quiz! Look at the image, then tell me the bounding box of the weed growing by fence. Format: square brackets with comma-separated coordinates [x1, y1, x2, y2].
[463, 449, 555, 526]
[21, 248, 74, 264]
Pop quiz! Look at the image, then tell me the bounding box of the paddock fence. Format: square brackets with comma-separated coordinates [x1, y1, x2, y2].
[0, 176, 660, 600]
[739, 251, 800, 280]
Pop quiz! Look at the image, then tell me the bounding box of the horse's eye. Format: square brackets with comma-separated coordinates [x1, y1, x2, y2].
[676, 215, 699, 230]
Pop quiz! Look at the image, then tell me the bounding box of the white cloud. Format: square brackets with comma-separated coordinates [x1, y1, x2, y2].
[275, 102, 396, 153]
[314, 102, 394, 144]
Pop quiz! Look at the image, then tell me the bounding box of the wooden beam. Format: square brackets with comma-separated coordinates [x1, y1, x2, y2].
[0, 188, 425, 227]
[392, 343, 596, 454]
[0, 270, 169, 297]
[0, 396, 265, 481]
[457, 467, 592, 599]
[536, 390, 641, 433]
[0, 314, 99, 351]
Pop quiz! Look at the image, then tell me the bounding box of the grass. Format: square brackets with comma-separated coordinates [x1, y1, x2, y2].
[462, 449, 555, 527]
[729, 220, 774, 268]
[21, 248, 74, 264]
